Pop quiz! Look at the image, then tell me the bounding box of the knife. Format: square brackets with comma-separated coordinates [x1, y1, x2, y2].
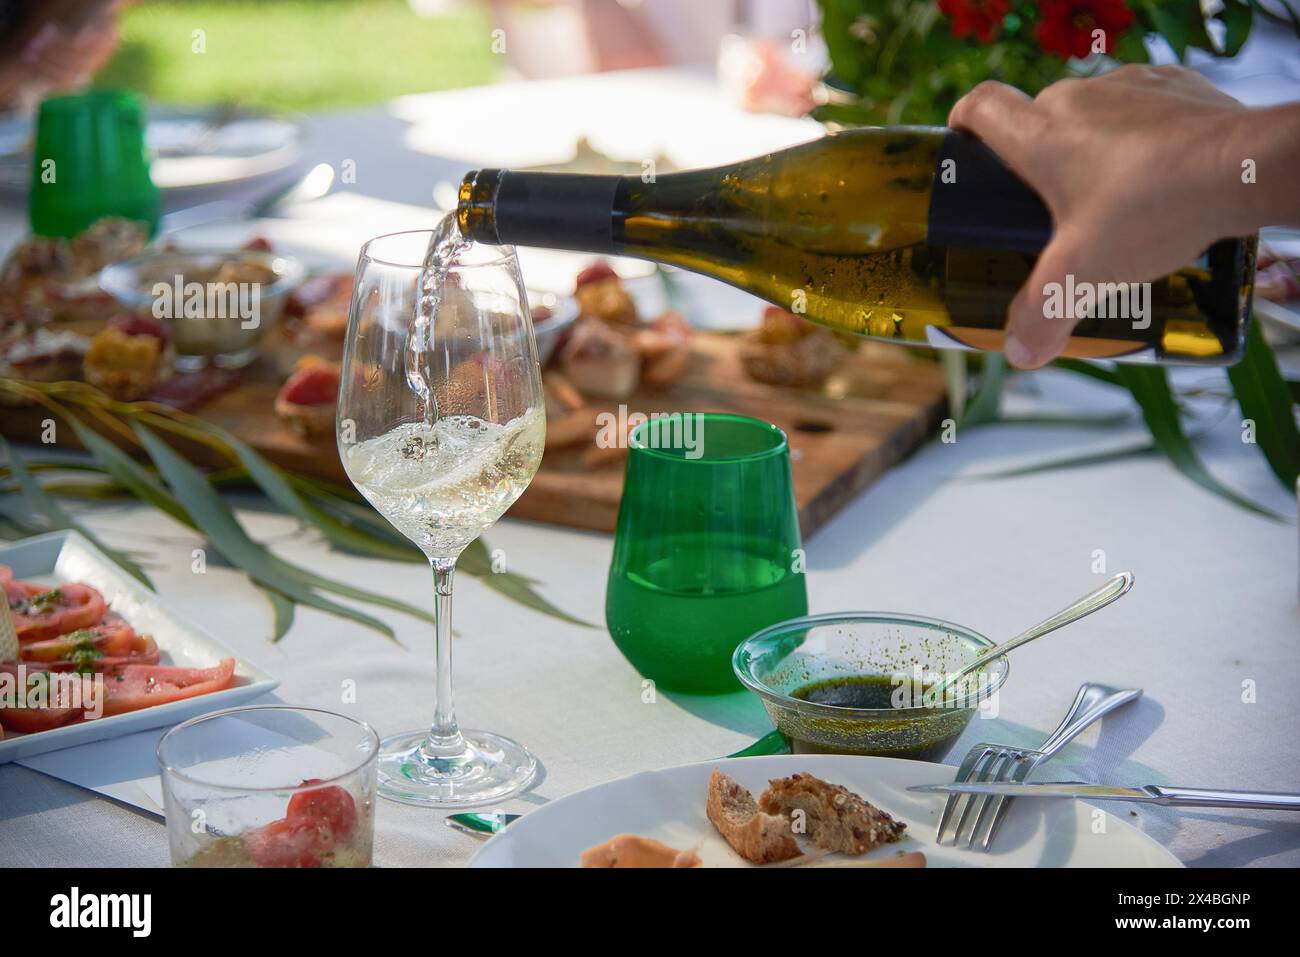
[909, 781, 1300, 810]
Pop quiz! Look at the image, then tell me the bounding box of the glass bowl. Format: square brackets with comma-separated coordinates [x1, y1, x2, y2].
[733, 612, 1009, 762]
[158, 705, 378, 867]
[100, 246, 305, 369]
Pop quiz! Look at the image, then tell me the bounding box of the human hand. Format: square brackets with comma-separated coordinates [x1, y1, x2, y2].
[948, 65, 1251, 369]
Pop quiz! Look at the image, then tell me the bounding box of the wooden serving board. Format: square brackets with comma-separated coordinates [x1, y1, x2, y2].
[521, 335, 949, 536]
[1, 331, 948, 539]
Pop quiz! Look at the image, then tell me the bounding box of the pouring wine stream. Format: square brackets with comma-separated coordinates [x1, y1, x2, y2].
[931, 573, 1135, 704]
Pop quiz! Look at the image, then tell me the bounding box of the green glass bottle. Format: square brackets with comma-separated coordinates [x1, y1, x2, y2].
[458, 127, 1256, 364]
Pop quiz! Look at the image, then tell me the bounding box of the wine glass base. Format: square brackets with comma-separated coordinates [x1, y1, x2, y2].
[376, 729, 537, 808]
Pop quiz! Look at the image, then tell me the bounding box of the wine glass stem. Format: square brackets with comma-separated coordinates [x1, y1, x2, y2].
[420, 556, 465, 760]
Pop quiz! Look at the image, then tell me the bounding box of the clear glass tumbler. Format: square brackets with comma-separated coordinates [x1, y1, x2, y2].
[158, 705, 379, 868]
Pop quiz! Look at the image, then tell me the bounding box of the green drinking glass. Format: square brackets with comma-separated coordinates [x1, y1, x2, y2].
[606, 413, 808, 694]
[29, 90, 159, 239]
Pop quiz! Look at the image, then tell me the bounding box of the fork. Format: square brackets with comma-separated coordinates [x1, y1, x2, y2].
[937, 682, 1141, 851]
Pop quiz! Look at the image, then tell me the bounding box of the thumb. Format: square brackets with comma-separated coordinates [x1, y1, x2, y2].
[1003, 233, 1090, 369]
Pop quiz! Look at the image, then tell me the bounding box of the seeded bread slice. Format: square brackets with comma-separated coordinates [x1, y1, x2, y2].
[759, 773, 906, 855]
[706, 768, 802, 864]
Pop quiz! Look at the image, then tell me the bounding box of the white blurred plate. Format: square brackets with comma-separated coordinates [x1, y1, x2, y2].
[0, 106, 301, 198]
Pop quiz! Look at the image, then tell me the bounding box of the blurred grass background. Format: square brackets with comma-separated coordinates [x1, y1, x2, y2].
[94, 0, 501, 111]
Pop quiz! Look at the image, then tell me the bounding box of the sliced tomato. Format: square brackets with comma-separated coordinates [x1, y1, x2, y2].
[0, 704, 81, 734]
[246, 817, 330, 868]
[277, 361, 339, 407]
[10, 581, 108, 643]
[0, 664, 92, 733]
[287, 780, 357, 838]
[44, 634, 160, 673]
[100, 658, 236, 716]
[20, 613, 137, 662]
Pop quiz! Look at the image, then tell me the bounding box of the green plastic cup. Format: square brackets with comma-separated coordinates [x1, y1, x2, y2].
[29, 90, 159, 238]
[605, 413, 808, 694]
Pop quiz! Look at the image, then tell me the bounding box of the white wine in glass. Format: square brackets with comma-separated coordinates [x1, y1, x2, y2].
[337, 221, 545, 807]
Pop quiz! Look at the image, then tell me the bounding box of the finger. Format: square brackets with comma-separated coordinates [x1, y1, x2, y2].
[1002, 234, 1089, 369]
[947, 81, 1040, 176]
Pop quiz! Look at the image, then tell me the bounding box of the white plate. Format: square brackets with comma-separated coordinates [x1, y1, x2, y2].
[0, 530, 277, 763]
[470, 754, 1182, 868]
[0, 106, 302, 196]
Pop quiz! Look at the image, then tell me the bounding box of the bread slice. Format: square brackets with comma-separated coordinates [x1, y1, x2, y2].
[759, 773, 906, 855]
[706, 768, 801, 864]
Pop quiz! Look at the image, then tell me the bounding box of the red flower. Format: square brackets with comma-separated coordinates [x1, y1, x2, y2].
[1035, 0, 1136, 58]
[939, 0, 1013, 43]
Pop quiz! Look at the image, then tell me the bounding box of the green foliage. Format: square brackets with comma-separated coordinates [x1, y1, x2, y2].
[1114, 364, 1284, 519]
[0, 380, 591, 640]
[1227, 321, 1300, 490]
[813, 0, 1268, 127]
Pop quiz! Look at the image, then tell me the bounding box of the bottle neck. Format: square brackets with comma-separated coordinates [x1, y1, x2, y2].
[457, 168, 627, 254]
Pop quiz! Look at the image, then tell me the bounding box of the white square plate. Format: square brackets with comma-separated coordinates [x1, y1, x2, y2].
[1, 530, 277, 763]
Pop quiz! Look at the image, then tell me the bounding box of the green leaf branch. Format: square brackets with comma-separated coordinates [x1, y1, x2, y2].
[0, 378, 592, 640]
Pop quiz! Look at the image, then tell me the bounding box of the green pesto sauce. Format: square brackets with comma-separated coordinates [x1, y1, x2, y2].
[788, 674, 968, 762]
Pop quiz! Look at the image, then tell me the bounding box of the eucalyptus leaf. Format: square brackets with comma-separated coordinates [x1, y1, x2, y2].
[1226, 320, 1300, 490]
[269, 557, 432, 627]
[257, 583, 296, 642]
[150, 429, 434, 623]
[0, 435, 153, 586]
[35, 481, 132, 500]
[298, 488, 420, 556]
[1053, 357, 1123, 388]
[131, 422, 399, 640]
[456, 537, 544, 583]
[1, 378, 605, 631]
[67, 417, 195, 529]
[472, 566, 596, 629]
[960, 353, 1005, 426]
[0, 497, 51, 536]
[1145, 0, 1192, 58]
[939, 350, 967, 421]
[0, 460, 113, 477]
[210, 427, 422, 563]
[1114, 365, 1284, 521]
[1219, 0, 1254, 55]
[965, 437, 1159, 480]
[726, 729, 791, 758]
[989, 411, 1134, 429]
[0, 512, 39, 538]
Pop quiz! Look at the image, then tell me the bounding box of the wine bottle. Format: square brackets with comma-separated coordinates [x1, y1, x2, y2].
[457, 127, 1256, 364]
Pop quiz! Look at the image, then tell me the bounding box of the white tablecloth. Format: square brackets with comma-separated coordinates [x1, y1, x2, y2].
[2, 66, 1299, 868]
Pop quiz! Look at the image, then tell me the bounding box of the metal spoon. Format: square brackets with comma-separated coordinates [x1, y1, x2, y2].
[931, 572, 1135, 703]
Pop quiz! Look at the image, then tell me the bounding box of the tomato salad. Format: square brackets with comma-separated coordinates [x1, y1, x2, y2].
[185, 779, 371, 868]
[1, 565, 236, 738]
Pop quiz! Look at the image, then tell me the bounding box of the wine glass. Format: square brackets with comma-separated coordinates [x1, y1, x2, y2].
[337, 227, 545, 807]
